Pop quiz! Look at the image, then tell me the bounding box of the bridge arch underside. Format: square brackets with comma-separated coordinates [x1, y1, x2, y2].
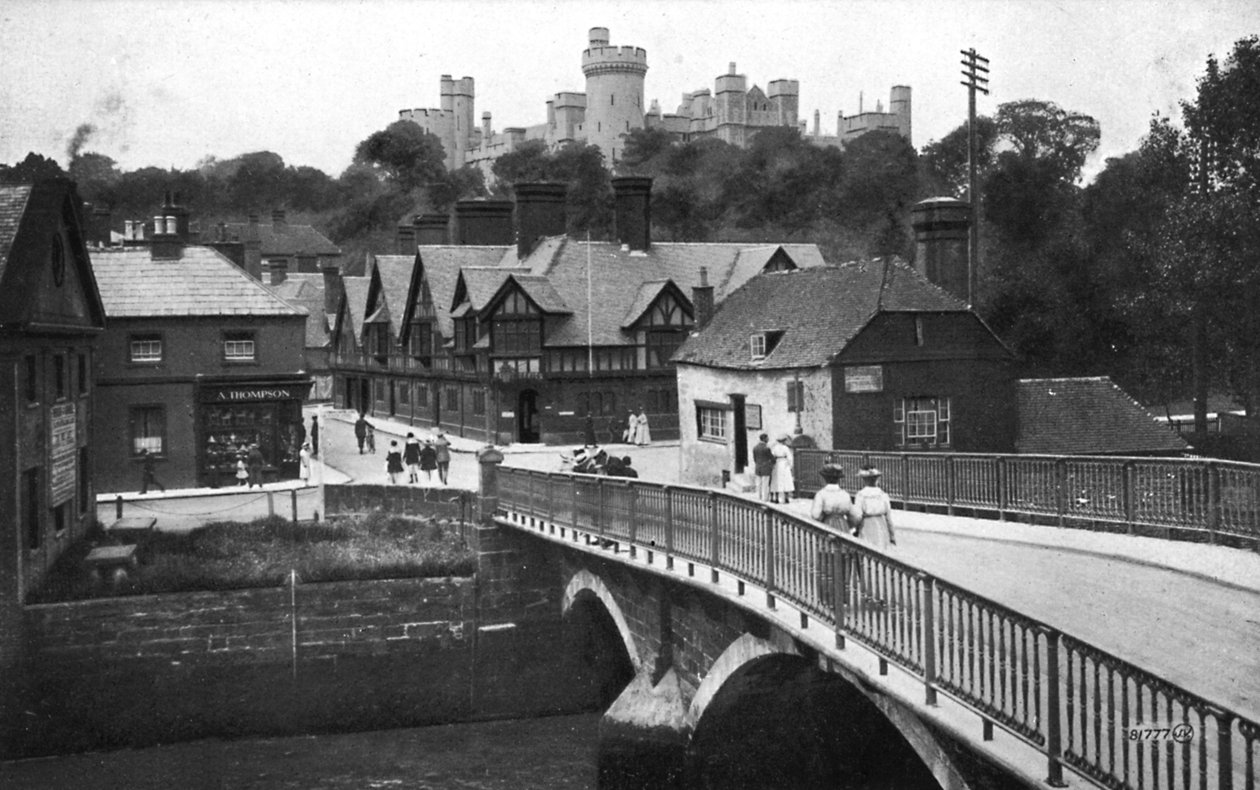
[557, 556, 1010, 790]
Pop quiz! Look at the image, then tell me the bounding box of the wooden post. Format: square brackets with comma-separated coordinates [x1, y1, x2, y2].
[919, 571, 937, 705]
[946, 455, 956, 517]
[709, 491, 720, 583]
[763, 505, 776, 609]
[664, 486, 675, 570]
[290, 489, 298, 523]
[1043, 627, 1067, 787]
[830, 536, 846, 650]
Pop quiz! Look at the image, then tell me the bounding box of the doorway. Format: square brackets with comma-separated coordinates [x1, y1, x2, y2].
[731, 394, 747, 473]
[518, 389, 539, 443]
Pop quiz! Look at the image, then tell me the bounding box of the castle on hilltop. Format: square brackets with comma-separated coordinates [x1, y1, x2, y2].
[398, 27, 911, 181]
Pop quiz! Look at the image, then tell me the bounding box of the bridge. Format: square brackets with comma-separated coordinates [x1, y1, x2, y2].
[474, 449, 1259, 790]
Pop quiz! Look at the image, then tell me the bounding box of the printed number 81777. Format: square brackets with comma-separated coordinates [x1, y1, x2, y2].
[1126, 724, 1194, 743]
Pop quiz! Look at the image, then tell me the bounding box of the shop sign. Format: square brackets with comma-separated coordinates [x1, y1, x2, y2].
[49, 402, 77, 505]
[200, 383, 305, 403]
[744, 403, 762, 430]
[844, 365, 884, 393]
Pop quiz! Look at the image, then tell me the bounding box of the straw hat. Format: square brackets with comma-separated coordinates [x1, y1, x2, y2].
[858, 467, 882, 479]
[818, 463, 845, 483]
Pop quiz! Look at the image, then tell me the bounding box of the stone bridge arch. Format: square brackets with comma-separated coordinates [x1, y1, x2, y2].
[562, 568, 643, 673]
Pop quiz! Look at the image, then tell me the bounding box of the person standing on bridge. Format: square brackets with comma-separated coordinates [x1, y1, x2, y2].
[434, 432, 451, 484]
[770, 434, 794, 504]
[751, 433, 774, 502]
[851, 467, 896, 550]
[810, 463, 853, 532]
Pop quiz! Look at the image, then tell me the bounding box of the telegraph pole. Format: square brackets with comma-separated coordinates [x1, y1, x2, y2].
[960, 48, 989, 307]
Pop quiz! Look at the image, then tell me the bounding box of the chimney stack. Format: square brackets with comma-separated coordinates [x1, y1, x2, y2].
[612, 176, 652, 253]
[396, 222, 417, 255]
[150, 193, 185, 260]
[513, 182, 568, 259]
[692, 266, 715, 330]
[910, 197, 971, 304]
[415, 213, 450, 245]
[243, 212, 262, 280]
[321, 264, 344, 317]
[455, 199, 514, 245]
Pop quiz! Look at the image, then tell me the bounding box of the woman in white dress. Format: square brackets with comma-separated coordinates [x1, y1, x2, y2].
[298, 442, 312, 483]
[809, 464, 852, 531]
[769, 435, 794, 504]
[851, 467, 896, 550]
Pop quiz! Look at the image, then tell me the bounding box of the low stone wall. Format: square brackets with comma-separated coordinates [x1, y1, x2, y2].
[324, 483, 472, 522]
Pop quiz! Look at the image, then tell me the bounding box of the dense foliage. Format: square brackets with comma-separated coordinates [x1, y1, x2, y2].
[4, 35, 1258, 414]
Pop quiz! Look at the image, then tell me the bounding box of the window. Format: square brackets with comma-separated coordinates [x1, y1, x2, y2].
[130, 405, 166, 456]
[416, 383, 429, 408]
[54, 354, 66, 399]
[493, 319, 541, 355]
[77, 352, 88, 394]
[786, 380, 805, 412]
[895, 396, 951, 446]
[409, 321, 433, 359]
[646, 330, 684, 368]
[223, 331, 256, 361]
[750, 334, 766, 360]
[53, 503, 68, 536]
[697, 405, 728, 441]
[397, 380, 410, 406]
[445, 386, 460, 412]
[24, 355, 37, 402]
[23, 468, 40, 550]
[129, 334, 163, 363]
[472, 389, 486, 415]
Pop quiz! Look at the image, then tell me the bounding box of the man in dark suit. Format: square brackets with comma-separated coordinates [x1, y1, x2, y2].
[752, 433, 774, 502]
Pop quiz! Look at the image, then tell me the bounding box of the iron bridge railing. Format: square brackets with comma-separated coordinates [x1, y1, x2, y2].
[793, 449, 1260, 550]
[495, 467, 1258, 790]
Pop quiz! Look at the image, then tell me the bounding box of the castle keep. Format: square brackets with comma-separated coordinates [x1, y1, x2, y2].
[398, 26, 911, 180]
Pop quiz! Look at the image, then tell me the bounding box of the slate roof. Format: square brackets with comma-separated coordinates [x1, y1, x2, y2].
[91, 246, 305, 318]
[222, 220, 340, 257]
[413, 247, 522, 338]
[1016, 377, 1190, 455]
[269, 273, 330, 348]
[370, 255, 414, 334]
[673, 259, 968, 369]
[506, 274, 570, 314]
[0, 185, 33, 280]
[340, 276, 371, 344]
[620, 281, 672, 328]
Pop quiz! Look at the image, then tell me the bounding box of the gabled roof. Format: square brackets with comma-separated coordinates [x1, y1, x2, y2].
[222, 220, 340, 257]
[457, 267, 518, 312]
[502, 273, 570, 315]
[0, 181, 107, 331]
[268, 273, 330, 348]
[673, 259, 970, 369]
[92, 245, 304, 318]
[367, 254, 414, 333]
[339, 276, 371, 344]
[1016, 377, 1190, 455]
[620, 280, 674, 329]
[404, 247, 522, 339]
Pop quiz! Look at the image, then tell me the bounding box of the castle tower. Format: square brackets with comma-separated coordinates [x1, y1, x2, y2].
[581, 26, 648, 166]
[438, 75, 459, 171]
[713, 62, 748, 146]
[766, 79, 800, 128]
[452, 76, 476, 168]
[891, 85, 912, 146]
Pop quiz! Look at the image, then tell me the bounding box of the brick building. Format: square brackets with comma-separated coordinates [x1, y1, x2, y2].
[673, 259, 1018, 489]
[0, 180, 106, 695]
[91, 224, 310, 492]
[327, 178, 826, 444]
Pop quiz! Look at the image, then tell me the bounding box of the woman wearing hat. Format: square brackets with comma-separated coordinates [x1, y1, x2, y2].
[769, 434, 794, 504]
[810, 463, 853, 532]
[851, 467, 896, 550]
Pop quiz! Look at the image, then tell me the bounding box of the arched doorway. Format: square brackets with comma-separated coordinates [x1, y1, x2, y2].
[517, 389, 539, 443]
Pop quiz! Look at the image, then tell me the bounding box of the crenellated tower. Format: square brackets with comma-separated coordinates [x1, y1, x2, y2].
[580, 27, 648, 166]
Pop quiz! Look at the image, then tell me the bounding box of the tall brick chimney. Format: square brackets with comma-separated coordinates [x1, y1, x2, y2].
[321, 264, 344, 317]
[910, 197, 971, 304]
[612, 176, 652, 253]
[150, 192, 185, 260]
[243, 212, 262, 280]
[513, 182, 568, 259]
[455, 199, 514, 245]
[414, 214, 450, 245]
[692, 266, 714, 330]
[397, 222, 417, 254]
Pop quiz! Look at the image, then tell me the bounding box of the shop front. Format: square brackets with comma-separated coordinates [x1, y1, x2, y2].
[197, 375, 313, 487]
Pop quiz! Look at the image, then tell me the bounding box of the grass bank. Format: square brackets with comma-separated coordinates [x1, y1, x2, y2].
[31, 511, 476, 602]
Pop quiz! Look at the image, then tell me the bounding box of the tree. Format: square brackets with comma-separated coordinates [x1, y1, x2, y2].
[994, 99, 1100, 184]
[836, 130, 919, 257]
[1183, 35, 1260, 195]
[354, 121, 448, 193]
[619, 127, 674, 175]
[0, 152, 65, 184]
[491, 141, 612, 236]
[918, 116, 998, 197]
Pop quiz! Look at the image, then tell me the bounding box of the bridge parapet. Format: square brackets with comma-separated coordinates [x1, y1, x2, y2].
[483, 459, 1260, 790]
[795, 449, 1260, 550]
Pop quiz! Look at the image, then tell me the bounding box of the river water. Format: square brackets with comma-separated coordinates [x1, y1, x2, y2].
[0, 714, 602, 790]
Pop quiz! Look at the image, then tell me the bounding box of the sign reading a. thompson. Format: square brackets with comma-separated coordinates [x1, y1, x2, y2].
[200, 385, 299, 403]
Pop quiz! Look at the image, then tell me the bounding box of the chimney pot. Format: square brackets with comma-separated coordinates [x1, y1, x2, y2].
[692, 266, 715, 330]
[612, 176, 652, 253]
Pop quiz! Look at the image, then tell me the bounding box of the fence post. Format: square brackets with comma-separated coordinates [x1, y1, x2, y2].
[664, 485, 675, 570]
[996, 456, 1007, 522]
[763, 505, 775, 609]
[1215, 708, 1234, 790]
[830, 535, 846, 650]
[628, 484, 638, 558]
[1207, 461, 1220, 546]
[919, 571, 937, 706]
[709, 491, 720, 583]
[1043, 627, 1067, 787]
[901, 453, 912, 510]
[115, 495, 123, 520]
[597, 477, 606, 541]
[476, 446, 505, 525]
[946, 455, 956, 517]
[1122, 460, 1135, 533]
[290, 489, 298, 523]
[1055, 459, 1068, 528]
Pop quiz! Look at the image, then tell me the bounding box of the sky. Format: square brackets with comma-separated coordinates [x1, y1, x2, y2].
[1, 0, 1258, 181]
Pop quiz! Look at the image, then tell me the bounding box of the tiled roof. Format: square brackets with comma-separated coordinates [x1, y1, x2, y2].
[371, 255, 413, 333]
[458, 267, 518, 311]
[674, 259, 968, 369]
[341, 276, 371, 343]
[222, 220, 340, 257]
[620, 280, 672, 328]
[268, 274, 330, 348]
[1016, 377, 1190, 455]
[0, 185, 33, 280]
[414, 247, 520, 337]
[92, 246, 305, 317]
[509, 274, 570, 314]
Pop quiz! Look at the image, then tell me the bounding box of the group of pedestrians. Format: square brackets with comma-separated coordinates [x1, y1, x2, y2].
[751, 433, 797, 504]
[386, 431, 451, 486]
[621, 408, 652, 446]
[810, 464, 896, 550]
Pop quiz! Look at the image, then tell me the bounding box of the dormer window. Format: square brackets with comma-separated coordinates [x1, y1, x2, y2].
[749, 331, 784, 361]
